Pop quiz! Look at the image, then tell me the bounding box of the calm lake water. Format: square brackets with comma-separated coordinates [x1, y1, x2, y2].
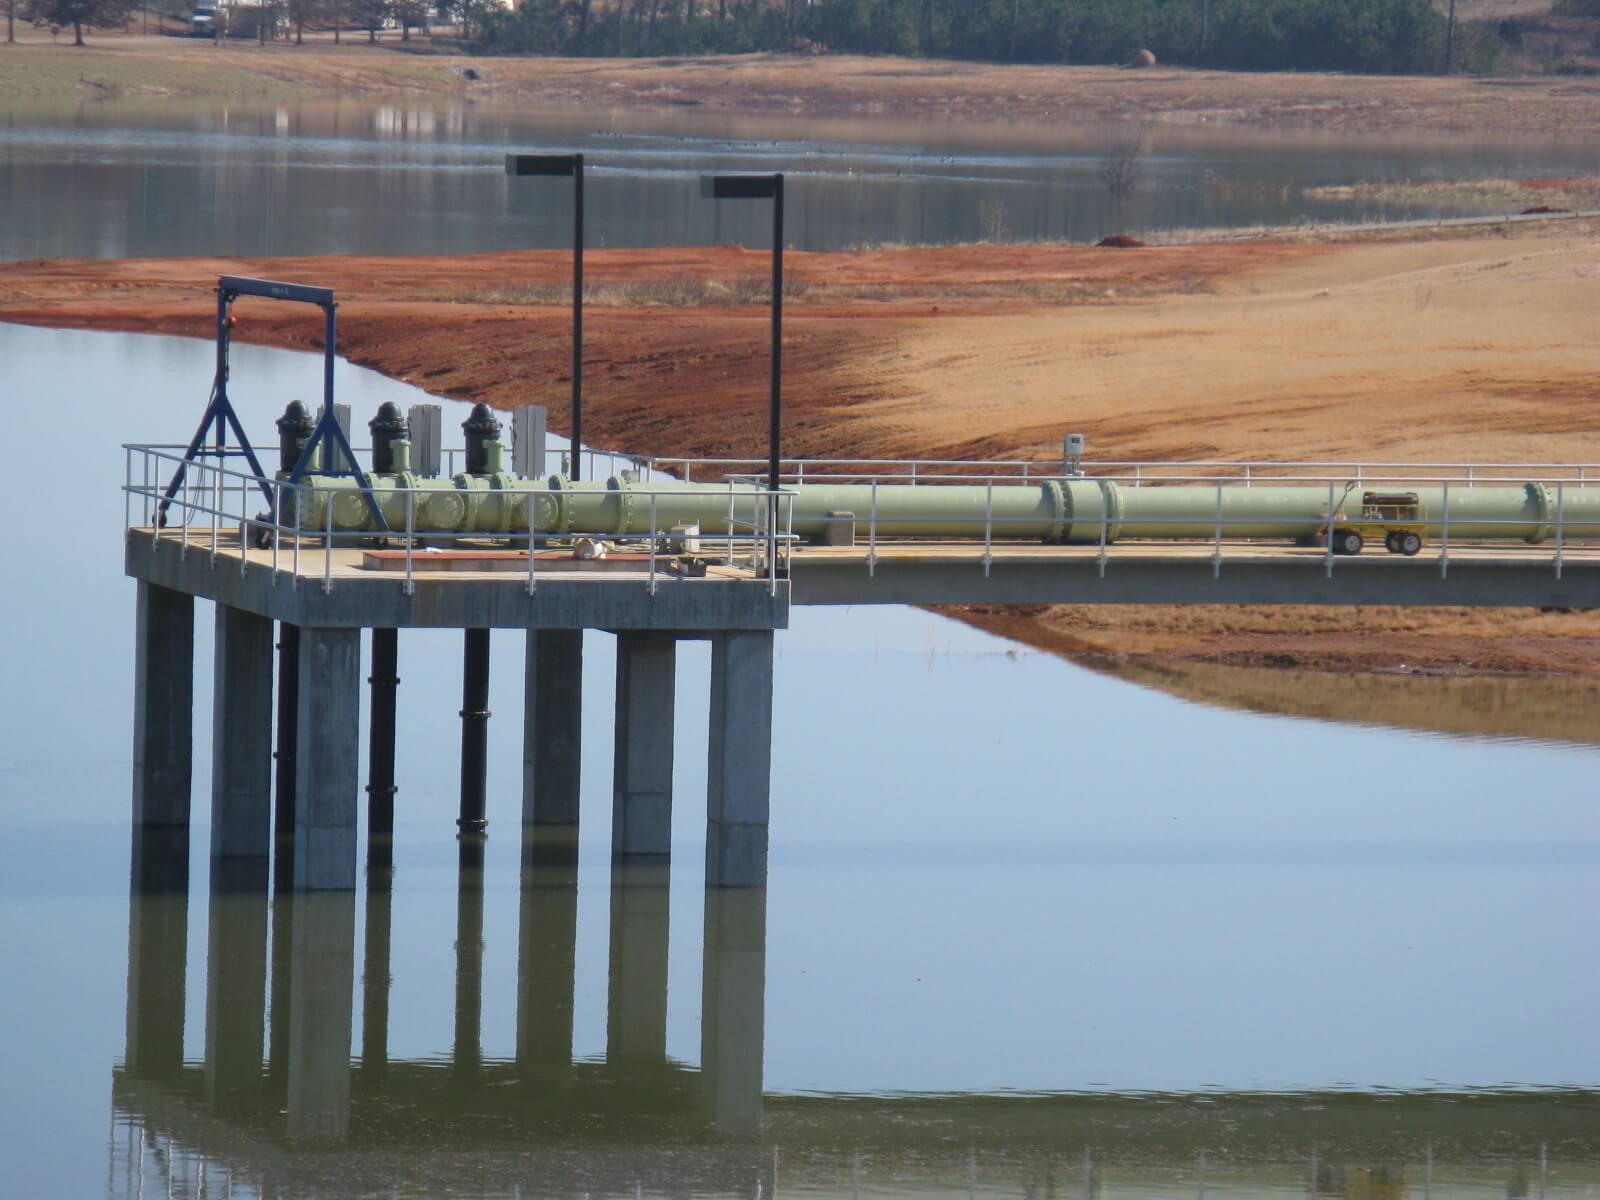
[1, 322, 1598, 1198]
[2, 89, 1598, 1200]
[2, 97, 1599, 259]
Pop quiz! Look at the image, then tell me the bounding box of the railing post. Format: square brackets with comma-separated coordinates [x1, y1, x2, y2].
[868, 480, 879, 578]
[649, 493, 658, 597]
[1324, 481, 1335, 578]
[210, 459, 221, 566]
[525, 508, 536, 598]
[983, 480, 993, 577]
[272, 479, 281, 584]
[1440, 482, 1451, 580]
[782, 492, 794, 595]
[768, 492, 778, 597]
[323, 482, 334, 596]
[1097, 482, 1109, 579]
[1244, 463, 1252, 489]
[1212, 482, 1223, 579]
[1555, 483, 1565, 581]
[1134, 463, 1143, 488]
[725, 482, 736, 567]
[292, 479, 301, 588]
[1466, 464, 1474, 489]
[405, 488, 416, 597]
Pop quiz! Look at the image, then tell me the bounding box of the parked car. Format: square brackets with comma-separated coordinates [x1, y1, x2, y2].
[189, 2, 218, 36]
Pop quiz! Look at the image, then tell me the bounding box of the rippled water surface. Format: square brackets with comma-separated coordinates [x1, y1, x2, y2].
[0, 323, 1597, 1197]
[3, 76, 1599, 1200]
[2, 98, 1599, 259]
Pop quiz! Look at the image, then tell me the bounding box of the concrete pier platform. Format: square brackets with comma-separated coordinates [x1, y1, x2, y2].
[126, 531, 788, 632]
[127, 528, 788, 893]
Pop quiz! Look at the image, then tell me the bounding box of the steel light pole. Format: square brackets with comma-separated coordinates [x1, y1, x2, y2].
[701, 172, 785, 497]
[506, 152, 586, 481]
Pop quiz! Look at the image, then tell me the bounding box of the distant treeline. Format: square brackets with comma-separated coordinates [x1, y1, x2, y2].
[477, 0, 1500, 74]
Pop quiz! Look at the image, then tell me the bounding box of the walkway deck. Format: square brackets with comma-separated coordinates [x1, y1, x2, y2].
[789, 540, 1600, 608]
[125, 528, 788, 631]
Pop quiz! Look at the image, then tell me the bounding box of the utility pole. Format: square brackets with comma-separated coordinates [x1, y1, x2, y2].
[8, 0, 16, 44]
[1200, 0, 1209, 58]
[1445, 0, 1457, 74]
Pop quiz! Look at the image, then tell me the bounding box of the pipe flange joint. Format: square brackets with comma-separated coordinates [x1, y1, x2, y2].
[1525, 481, 1555, 544]
[608, 475, 634, 537]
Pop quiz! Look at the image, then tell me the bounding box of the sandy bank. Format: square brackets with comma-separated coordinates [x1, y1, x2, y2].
[4, 221, 1599, 722]
[6, 34, 1600, 138]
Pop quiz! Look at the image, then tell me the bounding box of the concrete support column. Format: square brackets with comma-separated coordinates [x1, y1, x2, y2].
[211, 605, 274, 859]
[204, 863, 269, 1110]
[613, 633, 677, 859]
[605, 863, 671, 1069]
[274, 623, 300, 840]
[286, 893, 357, 1146]
[292, 628, 361, 891]
[454, 836, 486, 1077]
[515, 859, 578, 1068]
[132, 581, 194, 829]
[522, 630, 584, 839]
[459, 628, 491, 834]
[124, 829, 190, 1081]
[701, 887, 768, 1135]
[366, 628, 399, 837]
[706, 631, 775, 888]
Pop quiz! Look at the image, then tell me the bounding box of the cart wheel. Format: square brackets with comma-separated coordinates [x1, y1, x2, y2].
[1400, 532, 1422, 556]
[1336, 530, 1363, 556]
[1384, 532, 1402, 554]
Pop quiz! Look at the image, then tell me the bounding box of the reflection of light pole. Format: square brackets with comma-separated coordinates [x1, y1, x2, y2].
[506, 152, 586, 480]
[701, 173, 784, 497]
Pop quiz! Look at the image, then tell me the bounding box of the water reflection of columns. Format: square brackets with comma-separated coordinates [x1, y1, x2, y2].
[516, 857, 578, 1068]
[125, 829, 190, 1082]
[286, 892, 356, 1146]
[455, 835, 486, 1077]
[606, 862, 671, 1069]
[204, 859, 268, 1110]
[701, 886, 767, 1136]
[360, 839, 394, 1088]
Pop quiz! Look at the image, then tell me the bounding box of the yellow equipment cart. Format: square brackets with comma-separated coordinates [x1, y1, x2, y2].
[1332, 491, 1427, 556]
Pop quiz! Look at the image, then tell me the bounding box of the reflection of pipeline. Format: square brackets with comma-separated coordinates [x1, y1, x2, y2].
[289, 458, 1600, 547]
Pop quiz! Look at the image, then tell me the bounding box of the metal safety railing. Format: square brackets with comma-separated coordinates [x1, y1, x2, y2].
[123, 444, 793, 599]
[650, 454, 1600, 489]
[823, 469, 1592, 584]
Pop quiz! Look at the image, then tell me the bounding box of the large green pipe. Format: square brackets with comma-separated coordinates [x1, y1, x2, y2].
[285, 445, 1600, 545]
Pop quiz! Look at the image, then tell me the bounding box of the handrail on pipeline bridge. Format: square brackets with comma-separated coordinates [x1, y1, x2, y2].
[123, 444, 794, 599]
[125, 442, 1598, 597]
[650, 454, 1599, 488]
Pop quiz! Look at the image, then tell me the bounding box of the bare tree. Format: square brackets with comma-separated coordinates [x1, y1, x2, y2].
[24, 0, 131, 44]
[1098, 127, 1152, 197]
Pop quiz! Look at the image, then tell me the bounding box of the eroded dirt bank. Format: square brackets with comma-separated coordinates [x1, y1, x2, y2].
[6, 35, 1600, 139]
[5, 222, 1600, 715]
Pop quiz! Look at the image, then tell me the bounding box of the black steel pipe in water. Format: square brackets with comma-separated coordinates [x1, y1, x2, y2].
[366, 627, 399, 836]
[458, 628, 491, 834]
